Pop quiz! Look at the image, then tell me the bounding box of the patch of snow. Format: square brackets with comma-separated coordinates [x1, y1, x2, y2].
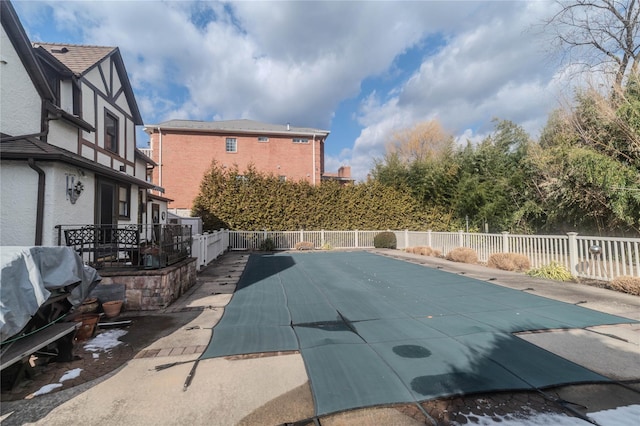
[453, 404, 640, 426]
[92, 353, 99, 359]
[59, 368, 82, 382]
[83, 329, 127, 352]
[31, 383, 63, 397]
[589, 404, 640, 426]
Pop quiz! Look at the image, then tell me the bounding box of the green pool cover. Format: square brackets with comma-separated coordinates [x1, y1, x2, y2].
[200, 252, 635, 416]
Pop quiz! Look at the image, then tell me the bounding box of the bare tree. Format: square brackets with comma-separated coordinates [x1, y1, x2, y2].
[546, 0, 639, 89]
[385, 120, 454, 164]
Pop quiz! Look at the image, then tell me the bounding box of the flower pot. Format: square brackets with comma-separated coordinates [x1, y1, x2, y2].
[73, 313, 100, 341]
[102, 300, 123, 318]
[77, 297, 99, 314]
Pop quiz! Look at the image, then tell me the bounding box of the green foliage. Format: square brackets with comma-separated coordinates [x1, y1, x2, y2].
[259, 237, 275, 251]
[373, 232, 397, 249]
[526, 262, 573, 282]
[192, 162, 434, 231]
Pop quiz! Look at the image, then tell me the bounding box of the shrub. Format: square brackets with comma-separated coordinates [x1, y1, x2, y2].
[294, 241, 314, 251]
[445, 247, 478, 264]
[609, 276, 640, 296]
[526, 261, 573, 282]
[374, 232, 397, 249]
[259, 237, 276, 251]
[487, 253, 531, 272]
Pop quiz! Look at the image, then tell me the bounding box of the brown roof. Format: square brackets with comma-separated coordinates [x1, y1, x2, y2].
[148, 119, 330, 137]
[32, 42, 115, 75]
[0, 137, 154, 189]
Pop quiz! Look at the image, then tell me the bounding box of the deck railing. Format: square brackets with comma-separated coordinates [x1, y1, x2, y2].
[56, 224, 192, 270]
[224, 229, 639, 281]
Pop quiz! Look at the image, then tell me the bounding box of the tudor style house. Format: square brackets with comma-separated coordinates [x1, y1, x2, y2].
[143, 119, 351, 216]
[0, 0, 170, 249]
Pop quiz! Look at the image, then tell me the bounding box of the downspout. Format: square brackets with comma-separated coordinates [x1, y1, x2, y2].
[28, 158, 46, 245]
[157, 126, 163, 191]
[312, 134, 316, 185]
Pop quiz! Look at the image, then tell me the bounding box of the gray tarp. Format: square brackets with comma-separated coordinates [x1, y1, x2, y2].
[0, 246, 101, 341]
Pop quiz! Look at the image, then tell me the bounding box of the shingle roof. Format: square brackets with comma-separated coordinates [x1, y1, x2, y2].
[150, 119, 330, 136]
[32, 42, 115, 76]
[0, 137, 154, 189]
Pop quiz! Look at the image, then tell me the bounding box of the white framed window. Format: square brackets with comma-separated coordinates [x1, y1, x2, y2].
[278, 175, 286, 182]
[292, 138, 308, 144]
[105, 111, 118, 153]
[226, 138, 237, 152]
[118, 184, 130, 218]
[258, 136, 269, 142]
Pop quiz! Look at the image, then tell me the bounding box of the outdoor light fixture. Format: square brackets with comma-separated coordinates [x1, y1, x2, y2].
[66, 175, 84, 204]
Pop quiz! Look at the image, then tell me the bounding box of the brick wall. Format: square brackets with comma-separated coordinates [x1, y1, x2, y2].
[98, 258, 197, 310]
[149, 130, 325, 210]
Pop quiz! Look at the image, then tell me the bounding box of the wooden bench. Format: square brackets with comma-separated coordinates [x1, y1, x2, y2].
[0, 322, 77, 371]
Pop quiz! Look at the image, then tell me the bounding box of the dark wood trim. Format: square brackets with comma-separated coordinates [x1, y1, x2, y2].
[81, 77, 135, 124]
[97, 62, 109, 98]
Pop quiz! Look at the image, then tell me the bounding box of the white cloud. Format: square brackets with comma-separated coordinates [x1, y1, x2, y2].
[348, 1, 567, 180]
[17, 1, 575, 182]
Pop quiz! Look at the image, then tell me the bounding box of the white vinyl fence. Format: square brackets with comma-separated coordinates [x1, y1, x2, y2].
[219, 229, 639, 281]
[191, 229, 229, 271]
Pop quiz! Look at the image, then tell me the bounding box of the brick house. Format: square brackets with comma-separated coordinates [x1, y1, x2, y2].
[143, 119, 350, 216]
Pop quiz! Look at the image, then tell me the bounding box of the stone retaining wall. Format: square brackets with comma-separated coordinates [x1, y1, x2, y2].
[97, 258, 197, 310]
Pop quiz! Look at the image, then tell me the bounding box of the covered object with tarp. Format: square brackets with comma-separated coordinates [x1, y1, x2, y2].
[0, 246, 101, 341]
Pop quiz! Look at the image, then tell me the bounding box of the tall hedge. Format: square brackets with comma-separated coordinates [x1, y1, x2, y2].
[191, 162, 444, 231]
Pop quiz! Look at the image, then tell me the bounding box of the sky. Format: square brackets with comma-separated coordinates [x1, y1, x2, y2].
[13, 0, 575, 180]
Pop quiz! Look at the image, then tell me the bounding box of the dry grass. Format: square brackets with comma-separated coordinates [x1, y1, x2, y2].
[445, 247, 478, 264]
[487, 253, 531, 272]
[609, 276, 640, 296]
[294, 241, 314, 250]
[405, 246, 442, 257]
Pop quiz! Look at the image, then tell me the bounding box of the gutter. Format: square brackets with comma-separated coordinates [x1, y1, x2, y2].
[27, 158, 45, 245]
[158, 126, 163, 190]
[312, 134, 316, 185]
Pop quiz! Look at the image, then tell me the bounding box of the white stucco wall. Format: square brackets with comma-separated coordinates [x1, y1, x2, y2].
[0, 162, 39, 245]
[48, 119, 78, 153]
[42, 164, 95, 245]
[135, 157, 147, 179]
[0, 26, 42, 137]
[85, 65, 106, 95]
[126, 118, 135, 162]
[59, 79, 73, 113]
[81, 84, 94, 142]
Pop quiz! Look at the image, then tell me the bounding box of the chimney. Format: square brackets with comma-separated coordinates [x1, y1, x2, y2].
[338, 166, 351, 178]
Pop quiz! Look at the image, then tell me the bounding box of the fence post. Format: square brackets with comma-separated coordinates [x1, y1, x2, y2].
[300, 229, 304, 243]
[321, 229, 325, 246]
[427, 230, 432, 248]
[404, 229, 409, 249]
[458, 230, 464, 247]
[501, 231, 509, 253]
[355, 230, 359, 248]
[567, 232, 579, 277]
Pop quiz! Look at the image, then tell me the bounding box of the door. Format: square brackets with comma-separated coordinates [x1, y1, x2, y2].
[97, 180, 116, 243]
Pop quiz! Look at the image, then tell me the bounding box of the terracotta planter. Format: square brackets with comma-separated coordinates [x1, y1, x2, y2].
[102, 300, 123, 318]
[77, 297, 99, 314]
[73, 313, 100, 341]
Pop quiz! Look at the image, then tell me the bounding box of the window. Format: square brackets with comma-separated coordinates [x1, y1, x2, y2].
[72, 82, 82, 116]
[258, 136, 269, 142]
[293, 138, 308, 143]
[226, 138, 237, 152]
[118, 184, 130, 218]
[278, 175, 286, 182]
[105, 112, 118, 153]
